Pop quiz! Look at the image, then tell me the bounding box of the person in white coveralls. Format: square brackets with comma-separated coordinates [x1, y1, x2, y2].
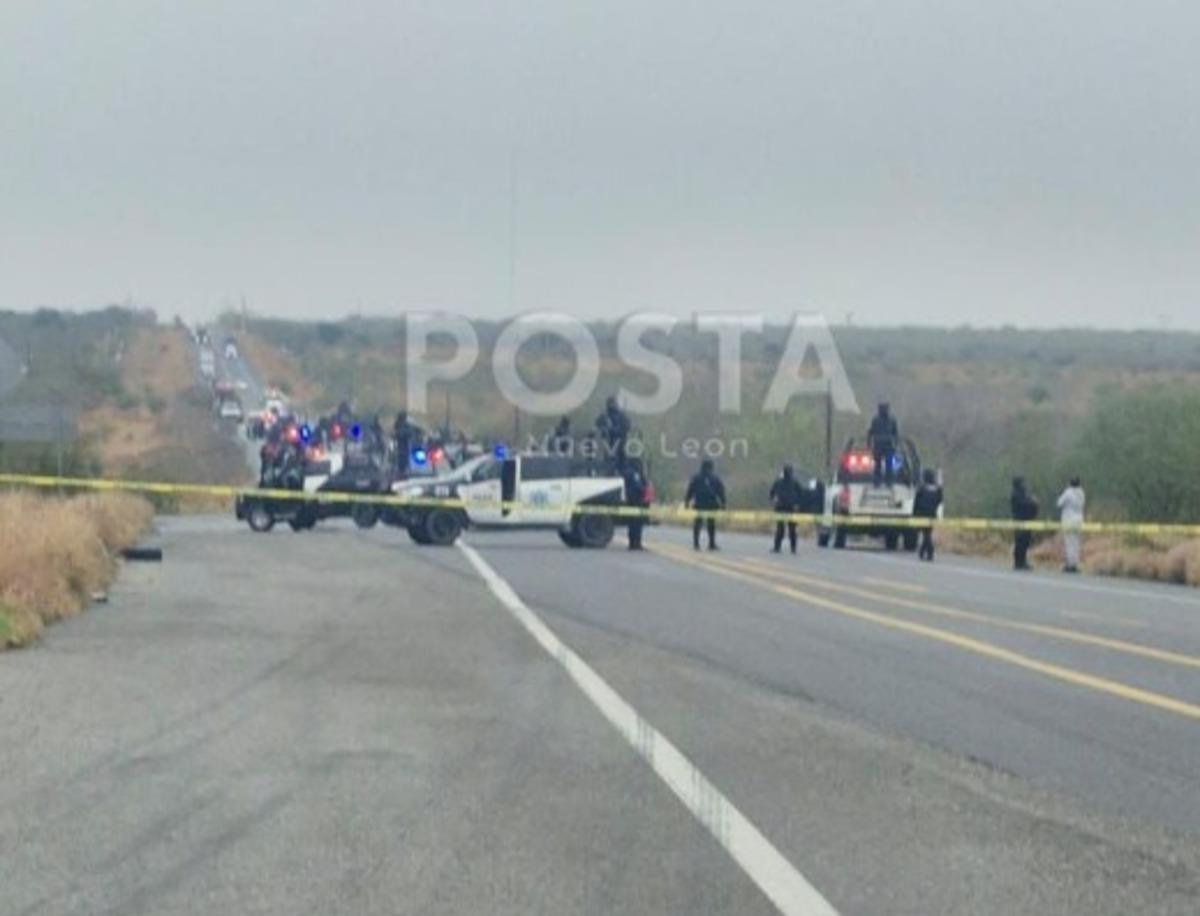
[1056, 476, 1086, 573]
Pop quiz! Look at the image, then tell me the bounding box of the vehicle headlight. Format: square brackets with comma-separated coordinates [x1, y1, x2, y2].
[402, 485, 426, 498]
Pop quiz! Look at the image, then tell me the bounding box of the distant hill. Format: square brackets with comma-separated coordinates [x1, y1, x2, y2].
[236, 316, 1200, 522]
[0, 308, 247, 495]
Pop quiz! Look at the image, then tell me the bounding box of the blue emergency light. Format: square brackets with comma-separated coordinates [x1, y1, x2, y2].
[411, 447, 428, 466]
[349, 423, 361, 441]
[299, 424, 312, 443]
[492, 444, 507, 459]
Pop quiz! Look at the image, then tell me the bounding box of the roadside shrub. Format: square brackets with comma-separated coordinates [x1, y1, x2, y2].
[0, 491, 152, 646]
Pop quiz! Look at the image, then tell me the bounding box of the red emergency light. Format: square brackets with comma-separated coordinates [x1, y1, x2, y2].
[842, 451, 874, 471]
[330, 422, 343, 440]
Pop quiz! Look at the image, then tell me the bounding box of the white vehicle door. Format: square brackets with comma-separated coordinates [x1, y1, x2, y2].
[516, 455, 572, 525]
[457, 456, 505, 524]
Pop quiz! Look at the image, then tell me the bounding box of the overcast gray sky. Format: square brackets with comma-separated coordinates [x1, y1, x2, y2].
[2, 1, 1197, 328]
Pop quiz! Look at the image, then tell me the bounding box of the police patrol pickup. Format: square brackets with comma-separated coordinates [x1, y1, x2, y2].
[236, 451, 392, 532]
[817, 437, 930, 551]
[388, 451, 629, 547]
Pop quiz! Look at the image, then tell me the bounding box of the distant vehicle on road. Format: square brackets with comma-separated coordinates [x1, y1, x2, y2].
[817, 438, 932, 551]
[224, 340, 238, 361]
[198, 347, 216, 379]
[217, 398, 244, 422]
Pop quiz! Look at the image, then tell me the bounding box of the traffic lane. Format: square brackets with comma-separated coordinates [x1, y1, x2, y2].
[467, 530, 1200, 834]
[0, 518, 775, 916]
[653, 524, 1200, 652]
[466, 530, 1200, 913]
[666, 546, 1200, 707]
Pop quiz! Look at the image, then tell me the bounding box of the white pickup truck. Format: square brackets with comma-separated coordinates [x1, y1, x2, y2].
[817, 437, 931, 551]
[390, 452, 630, 547]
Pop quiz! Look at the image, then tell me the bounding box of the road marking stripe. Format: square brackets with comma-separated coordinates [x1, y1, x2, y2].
[652, 546, 1200, 722]
[727, 554, 1200, 670]
[457, 541, 840, 916]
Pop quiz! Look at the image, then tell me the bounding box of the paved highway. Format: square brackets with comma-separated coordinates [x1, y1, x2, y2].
[0, 519, 1197, 914]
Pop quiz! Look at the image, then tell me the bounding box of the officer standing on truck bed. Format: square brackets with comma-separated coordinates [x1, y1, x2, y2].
[392, 410, 423, 476]
[867, 402, 900, 487]
[551, 415, 572, 455]
[596, 395, 631, 467]
[686, 459, 726, 551]
[768, 464, 804, 554]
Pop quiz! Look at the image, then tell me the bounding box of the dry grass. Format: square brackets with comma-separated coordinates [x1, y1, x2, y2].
[79, 405, 169, 470]
[937, 527, 1200, 588]
[1076, 536, 1200, 586]
[121, 326, 193, 401]
[238, 332, 322, 403]
[0, 491, 153, 648]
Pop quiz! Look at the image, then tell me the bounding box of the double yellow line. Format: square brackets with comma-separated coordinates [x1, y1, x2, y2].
[651, 543, 1200, 722]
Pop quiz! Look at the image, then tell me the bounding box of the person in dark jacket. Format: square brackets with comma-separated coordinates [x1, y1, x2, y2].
[596, 395, 631, 466]
[392, 411, 423, 475]
[913, 468, 944, 561]
[551, 415, 572, 455]
[685, 459, 726, 550]
[867, 402, 900, 487]
[623, 459, 649, 551]
[1010, 476, 1040, 571]
[769, 464, 805, 554]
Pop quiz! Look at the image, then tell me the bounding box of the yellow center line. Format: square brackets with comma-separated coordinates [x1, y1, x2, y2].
[722, 552, 1200, 670]
[649, 545, 1200, 722]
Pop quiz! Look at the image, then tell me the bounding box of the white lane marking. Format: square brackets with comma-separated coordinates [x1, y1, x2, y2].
[457, 541, 839, 916]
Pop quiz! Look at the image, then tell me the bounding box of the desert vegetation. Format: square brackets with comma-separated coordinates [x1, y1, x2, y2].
[0, 491, 153, 648]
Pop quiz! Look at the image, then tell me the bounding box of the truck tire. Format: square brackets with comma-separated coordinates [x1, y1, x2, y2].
[247, 504, 275, 533]
[407, 522, 430, 545]
[903, 530, 918, 552]
[352, 504, 380, 529]
[817, 530, 831, 548]
[558, 529, 582, 548]
[422, 507, 463, 546]
[573, 512, 614, 548]
[290, 506, 318, 531]
[884, 531, 899, 551]
[833, 527, 847, 549]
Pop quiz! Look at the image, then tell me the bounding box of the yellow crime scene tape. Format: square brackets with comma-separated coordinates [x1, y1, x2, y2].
[2, 472, 1200, 536]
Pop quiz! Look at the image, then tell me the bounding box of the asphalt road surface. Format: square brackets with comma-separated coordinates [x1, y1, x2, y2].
[1, 518, 1197, 915]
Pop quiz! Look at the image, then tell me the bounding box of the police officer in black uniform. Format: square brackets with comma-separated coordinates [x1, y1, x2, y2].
[769, 464, 804, 554]
[685, 459, 726, 551]
[596, 395, 631, 466]
[392, 410, 423, 476]
[1010, 476, 1039, 571]
[913, 468, 944, 561]
[623, 459, 648, 551]
[867, 402, 900, 487]
[551, 415, 572, 455]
